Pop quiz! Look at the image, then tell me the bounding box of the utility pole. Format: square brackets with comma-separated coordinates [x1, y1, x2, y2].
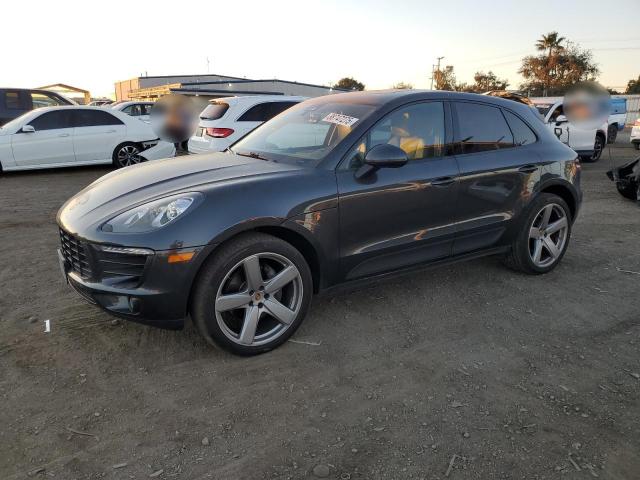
[431, 56, 444, 90]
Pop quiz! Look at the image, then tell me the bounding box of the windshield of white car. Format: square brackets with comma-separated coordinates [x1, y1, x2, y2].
[1, 112, 34, 131]
[231, 101, 376, 165]
[535, 104, 553, 117]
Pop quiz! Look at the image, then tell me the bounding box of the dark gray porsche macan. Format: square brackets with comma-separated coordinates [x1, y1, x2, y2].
[57, 90, 582, 355]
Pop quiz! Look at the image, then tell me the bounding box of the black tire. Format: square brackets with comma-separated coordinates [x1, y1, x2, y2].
[112, 142, 144, 168]
[503, 193, 572, 275]
[191, 232, 313, 355]
[607, 124, 617, 144]
[585, 133, 605, 162]
[634, 143, 640, 151]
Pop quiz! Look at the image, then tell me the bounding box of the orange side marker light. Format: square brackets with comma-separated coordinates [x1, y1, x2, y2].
[167, 252, 195, 264]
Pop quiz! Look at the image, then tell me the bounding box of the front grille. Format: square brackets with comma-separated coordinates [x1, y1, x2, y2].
[59, 229, 93, 280]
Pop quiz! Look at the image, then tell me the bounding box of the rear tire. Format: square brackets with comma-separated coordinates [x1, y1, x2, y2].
[503, 193, 572, 275]
[191, 232, 313, 356]
[113, 142, 144, 168]
[634, 143, 640, 151]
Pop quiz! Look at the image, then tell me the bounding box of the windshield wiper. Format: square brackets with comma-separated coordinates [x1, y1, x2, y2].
[236, 151, 271, 161]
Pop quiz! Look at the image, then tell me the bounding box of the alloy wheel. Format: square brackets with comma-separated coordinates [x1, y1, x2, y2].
[117, 145, 143, 167]
[214, 252, 303, 346]
[528, 203, 569, 268]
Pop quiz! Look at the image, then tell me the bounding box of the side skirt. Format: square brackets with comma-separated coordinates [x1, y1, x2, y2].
[319, 246, 510, 297]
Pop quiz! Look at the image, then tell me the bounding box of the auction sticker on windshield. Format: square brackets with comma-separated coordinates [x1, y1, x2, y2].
[322, 113, 359, 127]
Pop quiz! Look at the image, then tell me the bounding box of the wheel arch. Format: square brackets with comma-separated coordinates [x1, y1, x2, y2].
[188, 221, 324, 319]
[539, 182, 577, 220]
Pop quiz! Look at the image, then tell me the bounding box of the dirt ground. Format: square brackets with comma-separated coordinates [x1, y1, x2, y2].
[1, 132, 639, 480]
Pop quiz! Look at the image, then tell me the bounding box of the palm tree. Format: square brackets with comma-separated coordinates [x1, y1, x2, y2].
[536, 32, 566, 58]
[535, 32, 566, 95]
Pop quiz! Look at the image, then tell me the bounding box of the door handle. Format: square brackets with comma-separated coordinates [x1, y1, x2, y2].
[105, 129, 117, 133]
[518, 164, 537, 173]
[431, 176, 455, 187]
[58, 133, 70, 137]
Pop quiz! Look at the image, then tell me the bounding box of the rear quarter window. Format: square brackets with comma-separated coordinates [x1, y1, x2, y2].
[503, 110, 537, 146]
[200, 102, 229, 120]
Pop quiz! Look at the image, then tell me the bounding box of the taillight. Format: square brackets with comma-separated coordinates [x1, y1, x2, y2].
[205, 127, 234, 138]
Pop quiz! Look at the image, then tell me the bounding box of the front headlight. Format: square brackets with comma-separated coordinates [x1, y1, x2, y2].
[102, 192, 202, 233]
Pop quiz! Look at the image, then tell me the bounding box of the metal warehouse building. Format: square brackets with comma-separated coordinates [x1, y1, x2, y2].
[115, 74, 345, 108]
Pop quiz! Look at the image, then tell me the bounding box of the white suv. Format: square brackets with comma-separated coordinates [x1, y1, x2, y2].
[188, 96, 305, 154]
[531, 98, 607, 162]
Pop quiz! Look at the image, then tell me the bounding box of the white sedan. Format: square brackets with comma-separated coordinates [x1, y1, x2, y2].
[111, 101, 154, 124]
[0, 106, 174, 172]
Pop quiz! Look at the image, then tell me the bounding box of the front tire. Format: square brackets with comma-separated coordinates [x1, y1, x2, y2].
[503, 193, 572, 275]
[585, 134, 605, 162]
[191, 233, 313, 355]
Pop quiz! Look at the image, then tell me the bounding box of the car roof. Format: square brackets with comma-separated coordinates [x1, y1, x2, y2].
[112, 101, 154, 108]
[210, 95, 307, 104]
[308, 89, 541, 115]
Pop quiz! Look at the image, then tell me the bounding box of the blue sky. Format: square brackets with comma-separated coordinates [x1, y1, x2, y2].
[2, 0, 638, 96]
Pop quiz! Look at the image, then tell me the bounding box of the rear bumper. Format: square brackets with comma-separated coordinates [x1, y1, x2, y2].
[58, 242, 216, 329]
[187, 135, 231, 154]
[187, 136, 212, 154]
[140, 141, 176, 161]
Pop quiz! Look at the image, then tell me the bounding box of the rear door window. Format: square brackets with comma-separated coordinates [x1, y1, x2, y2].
[4, 91, 24, 110]
[29, 110, 74, 130]
[200, 102, 229, 120]
[454, 102, 514, 154]
[73, 110, 124, 126]
[238, 101, 299, 122]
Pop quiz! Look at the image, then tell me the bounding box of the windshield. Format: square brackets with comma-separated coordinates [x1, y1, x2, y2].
[231, 100, 376, 165]
[534, 104, 554, 117]
[1, 111, 34, 131]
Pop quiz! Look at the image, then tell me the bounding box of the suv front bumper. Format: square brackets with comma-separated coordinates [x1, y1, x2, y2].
[57, 237, 214, 329]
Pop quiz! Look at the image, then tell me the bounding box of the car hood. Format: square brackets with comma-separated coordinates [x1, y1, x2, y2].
[58, 152, 303, 231]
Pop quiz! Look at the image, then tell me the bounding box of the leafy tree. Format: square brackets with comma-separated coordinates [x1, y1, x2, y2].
[627, 75, 640, 94]
[392, 82, 413, 89]
[519, 40, 599, 96]
[333, 77, 365, 91]
[468, 71, 509, 92]
[434, 66, 458, 91]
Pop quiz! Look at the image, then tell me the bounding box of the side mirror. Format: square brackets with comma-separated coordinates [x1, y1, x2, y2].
[555, 115, 568, 126]
[355, 144, 408, 179]
[21, 125, 35, 133]
[365, 144, 408, 168]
